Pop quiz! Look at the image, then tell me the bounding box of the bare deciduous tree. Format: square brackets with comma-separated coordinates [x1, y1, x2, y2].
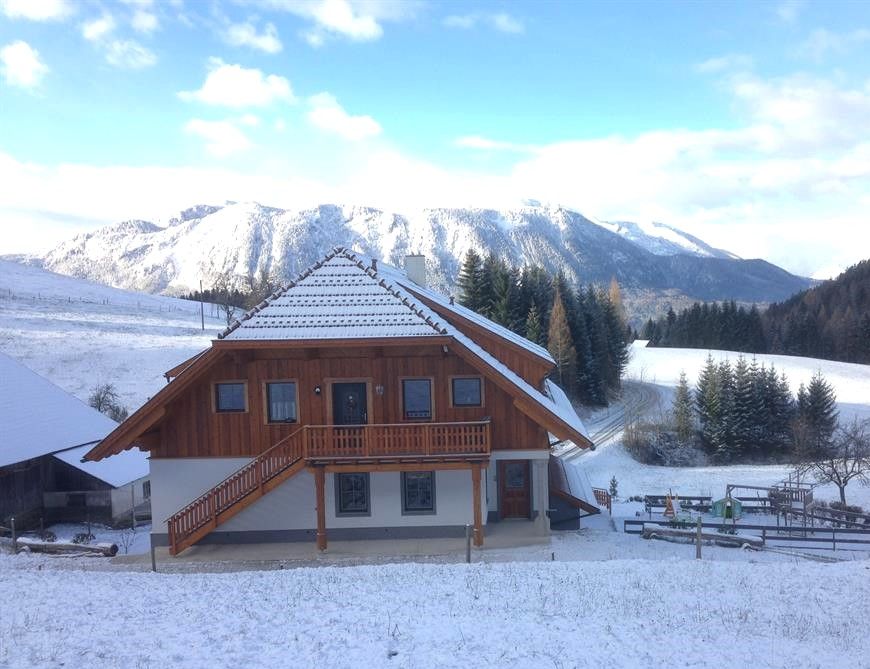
[88, 383, 129, 422]
[794, 419, 870, 505]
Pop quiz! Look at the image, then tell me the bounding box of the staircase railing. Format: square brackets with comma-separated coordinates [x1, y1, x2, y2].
[167, 426, 307, 552]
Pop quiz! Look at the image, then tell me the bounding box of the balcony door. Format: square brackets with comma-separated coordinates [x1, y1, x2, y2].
[332, 382, 368, 426]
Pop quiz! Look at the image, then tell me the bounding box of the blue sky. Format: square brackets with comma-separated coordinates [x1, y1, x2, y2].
[1, 0, 870, 278]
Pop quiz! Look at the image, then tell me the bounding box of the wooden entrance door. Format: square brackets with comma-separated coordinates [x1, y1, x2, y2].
[499, 460, 530, 519]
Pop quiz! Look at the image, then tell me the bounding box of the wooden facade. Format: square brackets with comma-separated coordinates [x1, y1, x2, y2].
[151, 343, 549, 460]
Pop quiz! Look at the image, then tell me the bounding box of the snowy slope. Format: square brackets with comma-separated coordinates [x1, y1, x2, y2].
[19, 201, 812, 305]
[568, 342, 870, 506]
[0, 259, 222, 411]
[596, 219, 739, 259]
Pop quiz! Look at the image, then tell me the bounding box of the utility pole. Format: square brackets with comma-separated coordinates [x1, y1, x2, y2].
[200, 279, 205, 331]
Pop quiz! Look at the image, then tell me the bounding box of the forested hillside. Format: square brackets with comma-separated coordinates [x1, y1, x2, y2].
[642, 259, 870, 364]
[455, 250, 629, 406]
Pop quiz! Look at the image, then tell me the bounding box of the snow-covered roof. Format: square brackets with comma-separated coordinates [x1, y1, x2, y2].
[220, 251, 448, 341]
[218, 248, 590, 446]
[0, 352, 148, 485]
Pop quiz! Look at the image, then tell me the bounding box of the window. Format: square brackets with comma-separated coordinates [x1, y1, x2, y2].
[142, 480, 151, 500]
[266, 382, 298, 423]
[452, 377, 483, 407]
[402, 379, 432, 420]
[402, 471, 435, 514]
[336, 473, 370, 515]
[215, 382, 246, 412]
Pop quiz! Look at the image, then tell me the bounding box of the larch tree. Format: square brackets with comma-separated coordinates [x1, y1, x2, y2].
[547, 286, 577, 393]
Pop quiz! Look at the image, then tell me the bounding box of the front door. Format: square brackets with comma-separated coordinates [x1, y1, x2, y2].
[499, 460, 531, 519]
[332, 383, 368, 425]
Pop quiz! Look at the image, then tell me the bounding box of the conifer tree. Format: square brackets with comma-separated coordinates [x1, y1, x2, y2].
[547, 286, 577, 393]
[525, 305, 544, 346]
[457, 249, 483, 311]
[672, 371, 694, 443]
[695, 354, 723, 454]
[795, 371, 839, 458]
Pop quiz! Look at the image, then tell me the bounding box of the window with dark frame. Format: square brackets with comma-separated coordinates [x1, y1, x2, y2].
[336, 473, 370, 515]
[452, 377, 482, 407]
[402, 471, 435, 514]
[142, 480, 151, 500]
[215, 382, 246, 412]
[402, 378, 432, 420]
[266, 381, 298, 423]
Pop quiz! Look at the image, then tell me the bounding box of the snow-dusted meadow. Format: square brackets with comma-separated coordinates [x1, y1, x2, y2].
[0, 260, 222, 410]
[2, 551, 869, 668]
[569, 342, 870, 508]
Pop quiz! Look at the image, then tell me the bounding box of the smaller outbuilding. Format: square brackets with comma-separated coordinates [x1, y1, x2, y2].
[0, 352, 150, 529]
[711, 496, 743, 520]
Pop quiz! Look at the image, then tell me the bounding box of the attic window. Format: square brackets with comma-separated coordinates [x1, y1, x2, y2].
[215, 382, 246, 413]
[451, 377, 483, 407]
[402, 379, 432, 420]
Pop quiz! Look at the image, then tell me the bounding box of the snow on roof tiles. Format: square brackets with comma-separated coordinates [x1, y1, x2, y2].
[221, 252, 448, 341]
[0, 351, 148, 485]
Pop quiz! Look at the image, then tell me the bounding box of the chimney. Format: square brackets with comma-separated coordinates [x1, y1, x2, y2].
[370, 258, 378, 272]
[404, 254, 426, 287]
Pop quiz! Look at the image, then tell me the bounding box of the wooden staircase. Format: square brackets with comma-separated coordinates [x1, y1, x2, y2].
[166, 427, 307, 555]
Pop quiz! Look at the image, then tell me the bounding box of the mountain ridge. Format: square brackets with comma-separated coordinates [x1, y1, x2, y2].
[11, 202, 813, 320]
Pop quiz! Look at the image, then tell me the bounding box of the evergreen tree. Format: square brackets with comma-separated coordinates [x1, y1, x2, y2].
[696, 355, 723, 455]
[795, 371, 839, 458]
[547, 286, 577, 393]
[525, 305, 544, 346]
[672, 371, 694, 443]
[457, 249, 484, 311]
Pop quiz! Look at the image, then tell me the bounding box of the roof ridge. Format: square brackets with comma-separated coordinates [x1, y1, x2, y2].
[217, 247, 346, 340]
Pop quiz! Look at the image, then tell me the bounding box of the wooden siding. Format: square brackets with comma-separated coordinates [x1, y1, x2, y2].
[153, 344, 549, 458]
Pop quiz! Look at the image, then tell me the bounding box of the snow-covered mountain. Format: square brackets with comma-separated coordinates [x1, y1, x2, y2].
[594, 220, 738, 260]
[21, 202, 811, 309]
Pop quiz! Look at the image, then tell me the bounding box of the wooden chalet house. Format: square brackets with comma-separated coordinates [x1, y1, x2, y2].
[85, 248, 594, 555]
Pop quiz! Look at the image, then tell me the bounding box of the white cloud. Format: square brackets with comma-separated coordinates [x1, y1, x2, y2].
[694, 54, 753, 74]
[81, 14, 116, 42]
[0, 0, 71, 21]
[307, 93, 381, 140]
[223, 20, 283, 54]
[104, 40, 157, 69]
[184, 119, 252, 157]
[179, 58, 295, 108]
[797, 28, 870, 62]
[131, 10, 159, 34]
[0, 40, 49, 89]
[444, 12, 524, 34]
[260, 0, 420, 45]
[776, 0, 806, 24]
[454, 135, 532, 152]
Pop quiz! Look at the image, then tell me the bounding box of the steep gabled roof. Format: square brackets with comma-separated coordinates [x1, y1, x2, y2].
[0, 352, 148, 485]
[219, 250, 448, 341]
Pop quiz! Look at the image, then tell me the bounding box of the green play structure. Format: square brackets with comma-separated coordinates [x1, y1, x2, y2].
[712, 496, 743, 520]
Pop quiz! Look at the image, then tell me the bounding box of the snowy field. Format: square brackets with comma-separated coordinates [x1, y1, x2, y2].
[2, 549, 869, 668]
[0, 260, 222, 410]
[567, 342, 870, 508]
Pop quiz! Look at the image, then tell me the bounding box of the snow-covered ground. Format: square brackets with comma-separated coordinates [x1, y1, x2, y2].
[0, 260, 223, 410]
[2, 548, 869, 668]
[566, 342, 870, 508]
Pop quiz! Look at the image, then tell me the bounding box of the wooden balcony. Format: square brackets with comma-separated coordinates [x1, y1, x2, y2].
[305, 420, 490, 462]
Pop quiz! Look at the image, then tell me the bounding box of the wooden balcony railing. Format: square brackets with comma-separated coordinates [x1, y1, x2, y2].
[305, 421, 490, 459]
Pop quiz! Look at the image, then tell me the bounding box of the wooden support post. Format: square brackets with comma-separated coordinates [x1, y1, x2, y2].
[471, 464, 483, 547]
[695, 516, 702, 560]
[315, 466, 327, 551]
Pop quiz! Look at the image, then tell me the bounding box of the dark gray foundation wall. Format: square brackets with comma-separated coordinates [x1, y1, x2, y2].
[151, 524, 475, 547]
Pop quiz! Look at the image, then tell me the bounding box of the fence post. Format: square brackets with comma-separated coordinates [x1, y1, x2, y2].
[465, 524, 471, 564]
[150, 544, 157, 572]
[833, 527, 836, 552]
[695, 516, 702, 560]
[10, 517, 16, 553]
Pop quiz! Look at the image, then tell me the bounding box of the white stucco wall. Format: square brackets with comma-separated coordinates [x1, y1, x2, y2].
[149, 458, 487, 534]
[110, 475, 150, 520]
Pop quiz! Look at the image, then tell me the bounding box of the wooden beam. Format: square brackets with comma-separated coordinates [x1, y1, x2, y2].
[471, 463, 483, 547]
[322, 460, 487, 473]
[314, 466, 327, 551]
